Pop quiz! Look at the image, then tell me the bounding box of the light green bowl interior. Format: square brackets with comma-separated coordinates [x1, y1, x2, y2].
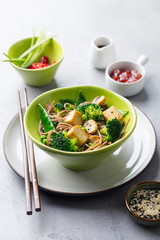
[8, 37, 64, 67]
[24, 85, 137, 157]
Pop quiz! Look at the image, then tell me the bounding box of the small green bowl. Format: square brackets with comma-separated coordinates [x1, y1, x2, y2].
[125, 181, 160, 226]
[24, 85, 137, 170]
[8, 37, 64, 86]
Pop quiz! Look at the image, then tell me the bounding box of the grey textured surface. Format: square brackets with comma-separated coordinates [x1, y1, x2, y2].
[1, 0, 160, 239]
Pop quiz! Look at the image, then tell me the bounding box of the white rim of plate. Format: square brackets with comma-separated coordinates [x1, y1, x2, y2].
[3, 106, 157, 196]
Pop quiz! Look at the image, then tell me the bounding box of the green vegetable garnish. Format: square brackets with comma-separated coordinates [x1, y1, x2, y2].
[2, 53, 25, 64]
[118, 110, 129, 117]
[20, 29, 36, 68]
[80, 126, 87, 132]
[51, 131, 78, 152]
[88, 143, 93, 146]
[60, 99, 75, 105]
[60, 98, 75, 110]
[54, 103, 64, 113]
[100, 118, 122, 143]
[3, 29, 55, 68]
[77, 103, 104, 121]
[40, 135, 47, 144]
[38, 104, 56, 132]
[76, 90, 86, 106]
[2, 58, 25, 63]
[21, 29, 53, 68]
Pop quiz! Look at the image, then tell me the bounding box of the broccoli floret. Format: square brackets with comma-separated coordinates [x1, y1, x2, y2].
[77, 103, 104, 121]
[50, 131, 78, 152]
[54, 103, 64, 113]
[54, 102, 74, 113]
[99, 127, 107, 136]
[100, 118, 122, 142]
[65, 104, 74, 111]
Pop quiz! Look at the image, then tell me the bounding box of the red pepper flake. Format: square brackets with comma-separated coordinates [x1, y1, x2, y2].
[41, 56, 49, 64]
[27, 56, 57, 69]
[32, 62, 49, 69]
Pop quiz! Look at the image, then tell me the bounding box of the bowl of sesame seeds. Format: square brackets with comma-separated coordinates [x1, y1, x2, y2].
[125, 181, 160, 226]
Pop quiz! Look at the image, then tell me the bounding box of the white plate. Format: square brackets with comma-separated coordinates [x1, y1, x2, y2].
[3, 107, 156, 196]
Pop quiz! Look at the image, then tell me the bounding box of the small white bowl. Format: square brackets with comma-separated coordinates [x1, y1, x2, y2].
[105, 55, 148, 97]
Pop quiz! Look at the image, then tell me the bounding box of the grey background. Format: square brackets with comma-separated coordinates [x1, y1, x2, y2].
[1, 0, 160, 239]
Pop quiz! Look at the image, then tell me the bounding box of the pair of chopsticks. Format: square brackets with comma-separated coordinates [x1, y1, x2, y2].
[18, 88, 41, 215]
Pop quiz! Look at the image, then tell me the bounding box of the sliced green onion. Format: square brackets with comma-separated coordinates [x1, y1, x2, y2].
[2, 29, 56, 68]
[21, 29, 36, 67]
[19, 35, 53, 59]
[3, 52, 11, 59]
[2, 58, 25, 63]
[21, 38, 51, 68]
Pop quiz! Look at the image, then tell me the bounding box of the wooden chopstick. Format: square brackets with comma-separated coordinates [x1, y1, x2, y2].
[24, 88, 41, 212]
[18, 91, 32, 215]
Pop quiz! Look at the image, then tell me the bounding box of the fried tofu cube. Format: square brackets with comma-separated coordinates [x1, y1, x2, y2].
[67, 126, 88, 146]
[97, 96, 106, 106]
[83, 120, 98, 134]
[103, 106, 124, 124]
[65, 110, 83, 126]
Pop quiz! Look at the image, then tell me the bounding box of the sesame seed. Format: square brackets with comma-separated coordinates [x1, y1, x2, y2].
[129, 190, 160, 219]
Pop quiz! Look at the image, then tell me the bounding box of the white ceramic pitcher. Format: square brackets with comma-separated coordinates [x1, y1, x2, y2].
[88, 36, 116, 69]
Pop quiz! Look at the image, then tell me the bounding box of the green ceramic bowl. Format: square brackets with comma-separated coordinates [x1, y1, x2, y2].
[125, 181, 160, 226]
[24, 86, 137, 170]
[8, 37, 64, 86]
